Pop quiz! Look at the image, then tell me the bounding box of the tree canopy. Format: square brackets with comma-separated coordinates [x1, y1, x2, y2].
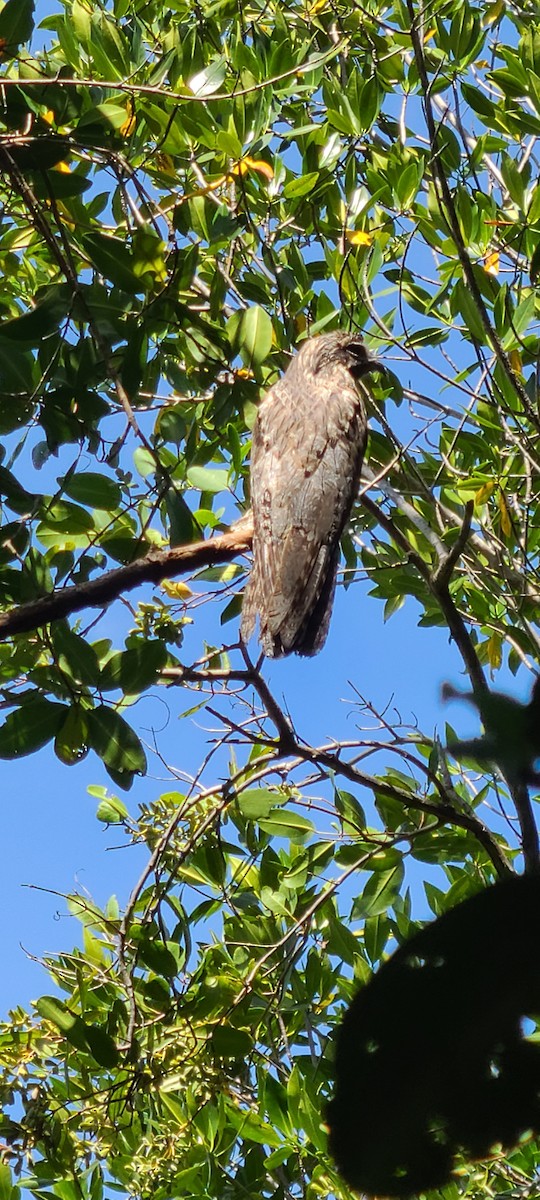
[1, 0, 540, 1196]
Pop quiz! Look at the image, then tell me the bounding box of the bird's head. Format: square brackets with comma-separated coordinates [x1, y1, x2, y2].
[298, 331, 385, 380]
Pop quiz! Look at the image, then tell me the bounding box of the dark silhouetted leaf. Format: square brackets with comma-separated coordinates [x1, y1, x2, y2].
[211, 1025, 252, 1057]
[0, 0, 34, 56]
[328, 875, 540, 1197]
[87, 705, 147, 775]
[99, 642, 167, 694]
[0, 698, 66, 758]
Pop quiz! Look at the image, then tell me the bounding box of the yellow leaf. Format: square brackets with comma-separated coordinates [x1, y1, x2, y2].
[509, 348, 523, 373]
[295, 314, 307, 335]
[306, 0, 327, 13]
[484, 251, 499, 275]
[483, 0, 505, 25]
[161, 580, 193, 599]
[54, 160, 71, 173]
[346, 229, 373, 246]
[120, 100, 136, 138]
[42, 110, 55, 126]
[474, 481, 495, 505]
[487, 633, 502, 671]
[251, 159, 274, 180]
[498, 487, 512, 537]
[232, 157, 273, 180]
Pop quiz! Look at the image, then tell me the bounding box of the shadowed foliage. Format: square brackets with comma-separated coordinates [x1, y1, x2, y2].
[328, 875, 540, 1195]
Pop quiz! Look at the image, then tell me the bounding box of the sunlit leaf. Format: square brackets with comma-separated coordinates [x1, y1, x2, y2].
[226, 306, 273, 368]
[96, 795, 129, 823]
[187, 465, 229, 493]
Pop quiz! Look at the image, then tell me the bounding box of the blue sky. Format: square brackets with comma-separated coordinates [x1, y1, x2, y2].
[0, 573, 469, 1015]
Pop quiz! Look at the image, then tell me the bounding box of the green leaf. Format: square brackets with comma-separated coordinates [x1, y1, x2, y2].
[353, 864, 404, 917]
[99, 642, 167, 694]
[0, 699, 66, 758]
[0, 464, 35, 512]
[82, 233, 144, 293]
[226, 306, 273, 368]
[96, 795, 129, 823]
[0, 1164, 13, 1200]
[211, 1025, 253, 1057]
[326, 917, 362, 966]
[189, 58, 227, 96]
[82, 1025, 119, 1068]
[229, 1108, 282, 1148]
[406, 325, 449, 348]
[87, 705, 147, 775]
[35, 995, 80, 1033]
[237, 788, 281, 819]
[54, 707, 89, 766]
[0, 0, 34, 55]
[334, 789, 366, 831]
[530, 241, 540, 285]
[132, 932, 178, 978]
[38, 498, 95, 534]
[30, 169, 92, 200]
[52, 625, 101, 685]
[258, 809, 315, 838]
[283, 172, 319, 199]
[453, 280, 487, 342]
[187, 465, 229, 493]
[62, 471, 122, 510]
[461, 80, 497, 120]
[383, 593, 405, 621]
[165, 488, 200, 544]
[0, 285, 71, 344]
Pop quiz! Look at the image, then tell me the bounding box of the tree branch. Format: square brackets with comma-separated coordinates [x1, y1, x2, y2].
[232, 669, 512, 880]
[362, 487, 486, 693]
[0, 517, 253, 640]
[509, 780, 540, 875]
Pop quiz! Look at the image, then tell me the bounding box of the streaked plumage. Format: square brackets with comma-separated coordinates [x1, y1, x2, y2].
[241, 331, 379, 658]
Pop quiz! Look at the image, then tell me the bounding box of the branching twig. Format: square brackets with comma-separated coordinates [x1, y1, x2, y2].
[239, 670, 511, 878]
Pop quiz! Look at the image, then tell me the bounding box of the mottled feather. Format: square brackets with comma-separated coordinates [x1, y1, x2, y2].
[241, 332, 379, 657]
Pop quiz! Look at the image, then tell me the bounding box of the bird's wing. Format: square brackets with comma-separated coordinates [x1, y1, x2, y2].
[242, 369, 367, 654]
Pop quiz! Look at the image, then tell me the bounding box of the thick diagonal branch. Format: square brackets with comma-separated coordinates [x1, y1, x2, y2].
[0, 518, 253, 640]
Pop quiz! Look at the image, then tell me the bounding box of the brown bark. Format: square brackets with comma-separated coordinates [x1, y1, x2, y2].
[0, 517, 253, 641]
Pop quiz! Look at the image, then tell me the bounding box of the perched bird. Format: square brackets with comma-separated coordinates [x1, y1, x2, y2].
[240, 331, 382, 658]
[443, 677, 540, 785]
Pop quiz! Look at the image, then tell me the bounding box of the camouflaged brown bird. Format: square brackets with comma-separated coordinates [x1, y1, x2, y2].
[241, 331, 381, 658]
